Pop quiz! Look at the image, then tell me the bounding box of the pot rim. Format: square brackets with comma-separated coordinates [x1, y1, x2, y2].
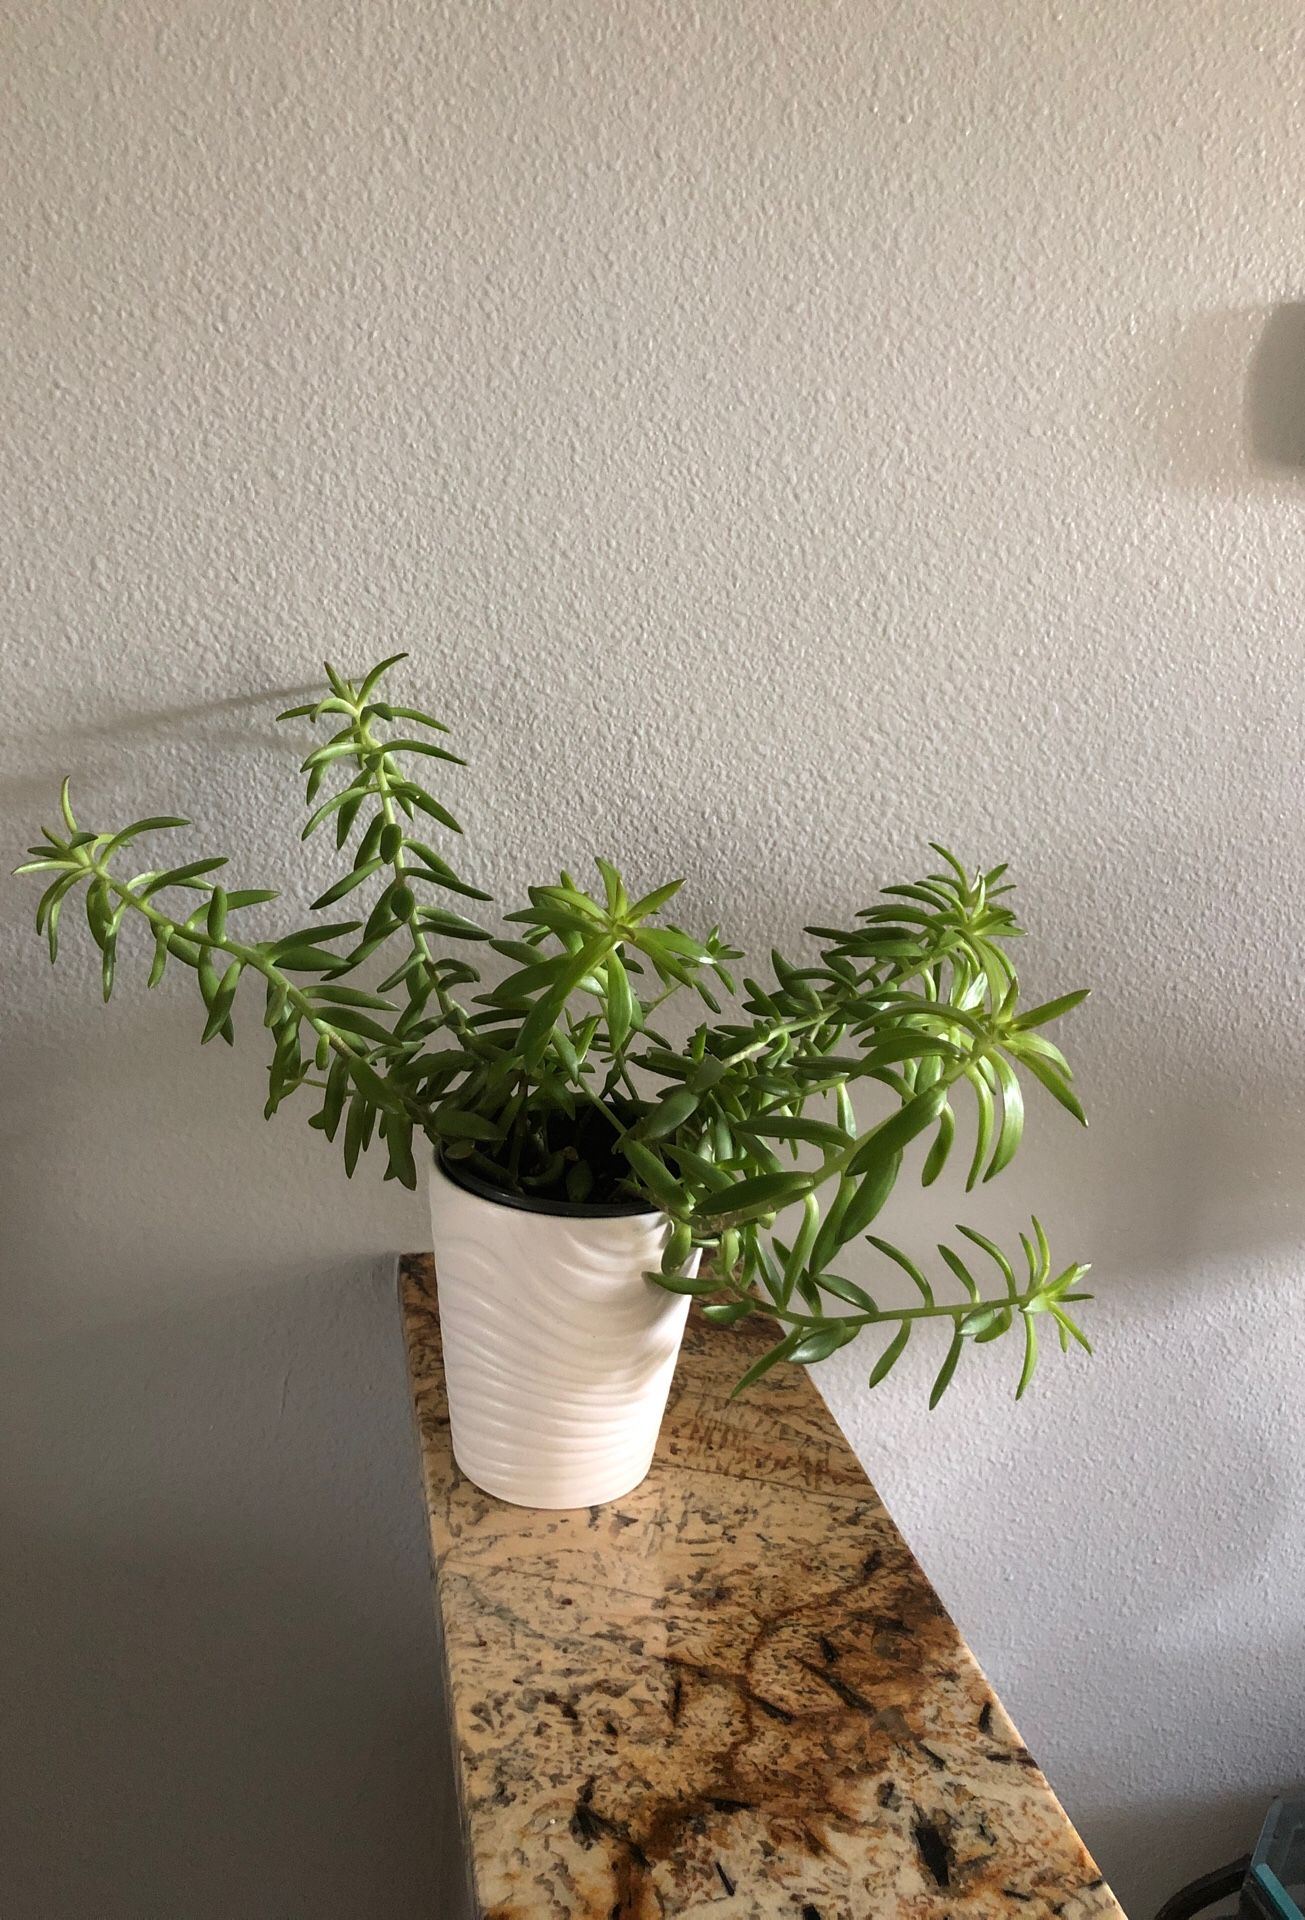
[433, 1148, 664, 1221]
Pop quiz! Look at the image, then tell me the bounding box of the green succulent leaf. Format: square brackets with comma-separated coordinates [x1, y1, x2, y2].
[620, 1140, 684, 1211]
[929, 1326, 965, 1409]
[788, 1322, 859, 1365]
[848, 1085, 949, 1179]
[648, 1267, 721, 1296]
[730, 1329, 805, 1398]
[1011, 989, 1090, 1030]
[817, 1272, 878, 1312]
[693, 1169, 813, 1225]
[432, 1109, 502, 1142]
[838, 1151, 902, 1241]
[868, 1322, 911, 1388]
[735, 1114, 851, 1149]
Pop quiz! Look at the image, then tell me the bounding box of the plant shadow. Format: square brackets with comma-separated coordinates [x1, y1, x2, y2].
[0, 680, 321, 822]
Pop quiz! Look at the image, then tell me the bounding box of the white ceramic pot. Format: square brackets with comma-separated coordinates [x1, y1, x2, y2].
[427, 1158, 699, 1509]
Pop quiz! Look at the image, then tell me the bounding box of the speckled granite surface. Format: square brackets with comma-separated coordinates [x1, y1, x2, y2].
[398, 1253, 1124, 1920]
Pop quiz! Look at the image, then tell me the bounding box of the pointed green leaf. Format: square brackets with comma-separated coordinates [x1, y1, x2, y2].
[1051, 1305, 1093, 1354]
[702, 1299, 754, 1325]
[955, 1224, 1018, 1298]
[730, 1329, 803, 1398]
[383, 737, 466, 766]
[865, 1236, 935, 1306]
[311, 860, 384, 910]
[1011, 1044, 1087, 1125]
[839, 1150, 902, 1241]
[787, 1322, 858, 1366]
[635, 1087, 700, 1141]
[620, 1140, 683, 1210]
[301, 782, 368, 840]
[140, 858, 228, 894]
[660, 1221, 694, 1274]
[938, 1244, 979, 1301]
[985, 1054, 1024, 1180]
[868, 1322, 910, 1388]
[100, 816, 190, 857]
[382, 1111, 418, 1189]
[431, 1108, 502, 1142]
[417, 907, 490, 941]
[921, 1101, 955, 1187]
[201, 961, 242, 1042]
[1011, 989, 1089, 1030]
[347, 1056, 406, 1114]
[648, 1268, 721, 1296]
[735, 1114, 851, 1149]
[693, 1169, 812, 1223]
[225, 889, 281, 909]
[357, 652, 410, 700]
[817, 1272, 877, 1313]
[517, 939, 609, 1068]
[629, 878, 684, 919]
[307, 984, 398, 1012]
[318, 1057, 350, 1142]
[85, 878, 114, 949]
[366, 701, 450, 734]
[1016, 1310, 1039, 1397]
[319, 1006, 396, 1045]
[402, 787, 462, 834]
[343, 1091, 369, 1176]
[929, 1326, 964, 1408]
[604, 948, 637, 1054]
[848, 1084, 948, 1179]
[964, 1063, 995, 1192]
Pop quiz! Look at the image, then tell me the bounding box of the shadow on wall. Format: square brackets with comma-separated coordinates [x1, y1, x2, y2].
[0, 681, 321, 822]
[1090, 1788, 1278, 1920]
[1247, 305, 1305, 472]
[1151, 301, 1305, 489]
[0, 1263, 457, 1919]
[0, 996, 426, 1325]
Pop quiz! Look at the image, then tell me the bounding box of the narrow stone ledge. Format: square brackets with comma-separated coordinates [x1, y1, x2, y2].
[399, 1252, 1124, 1920]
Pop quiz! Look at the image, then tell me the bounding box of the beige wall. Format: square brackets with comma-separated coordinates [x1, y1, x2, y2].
[5, 4, 1305, 1913]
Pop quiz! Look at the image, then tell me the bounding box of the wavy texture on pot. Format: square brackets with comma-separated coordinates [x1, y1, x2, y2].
[17, 655, 1093, 1407]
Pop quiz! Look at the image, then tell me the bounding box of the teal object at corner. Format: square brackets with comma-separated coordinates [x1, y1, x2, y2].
[1246, 1798, 1305, 1919]
[1250, 1865, 1301, 1920]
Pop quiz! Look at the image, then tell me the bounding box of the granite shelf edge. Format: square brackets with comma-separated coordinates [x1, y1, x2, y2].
[398, 1251, 1125, 1920]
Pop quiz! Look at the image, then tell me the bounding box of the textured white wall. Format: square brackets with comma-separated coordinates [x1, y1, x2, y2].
[4, 3, 1304, 1914]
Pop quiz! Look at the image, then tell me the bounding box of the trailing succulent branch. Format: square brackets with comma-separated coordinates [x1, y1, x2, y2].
[17, 654, 1094, 1404]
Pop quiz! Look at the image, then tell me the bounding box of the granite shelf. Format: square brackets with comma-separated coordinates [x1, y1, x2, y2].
[398, 1252, 1124, 1920]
